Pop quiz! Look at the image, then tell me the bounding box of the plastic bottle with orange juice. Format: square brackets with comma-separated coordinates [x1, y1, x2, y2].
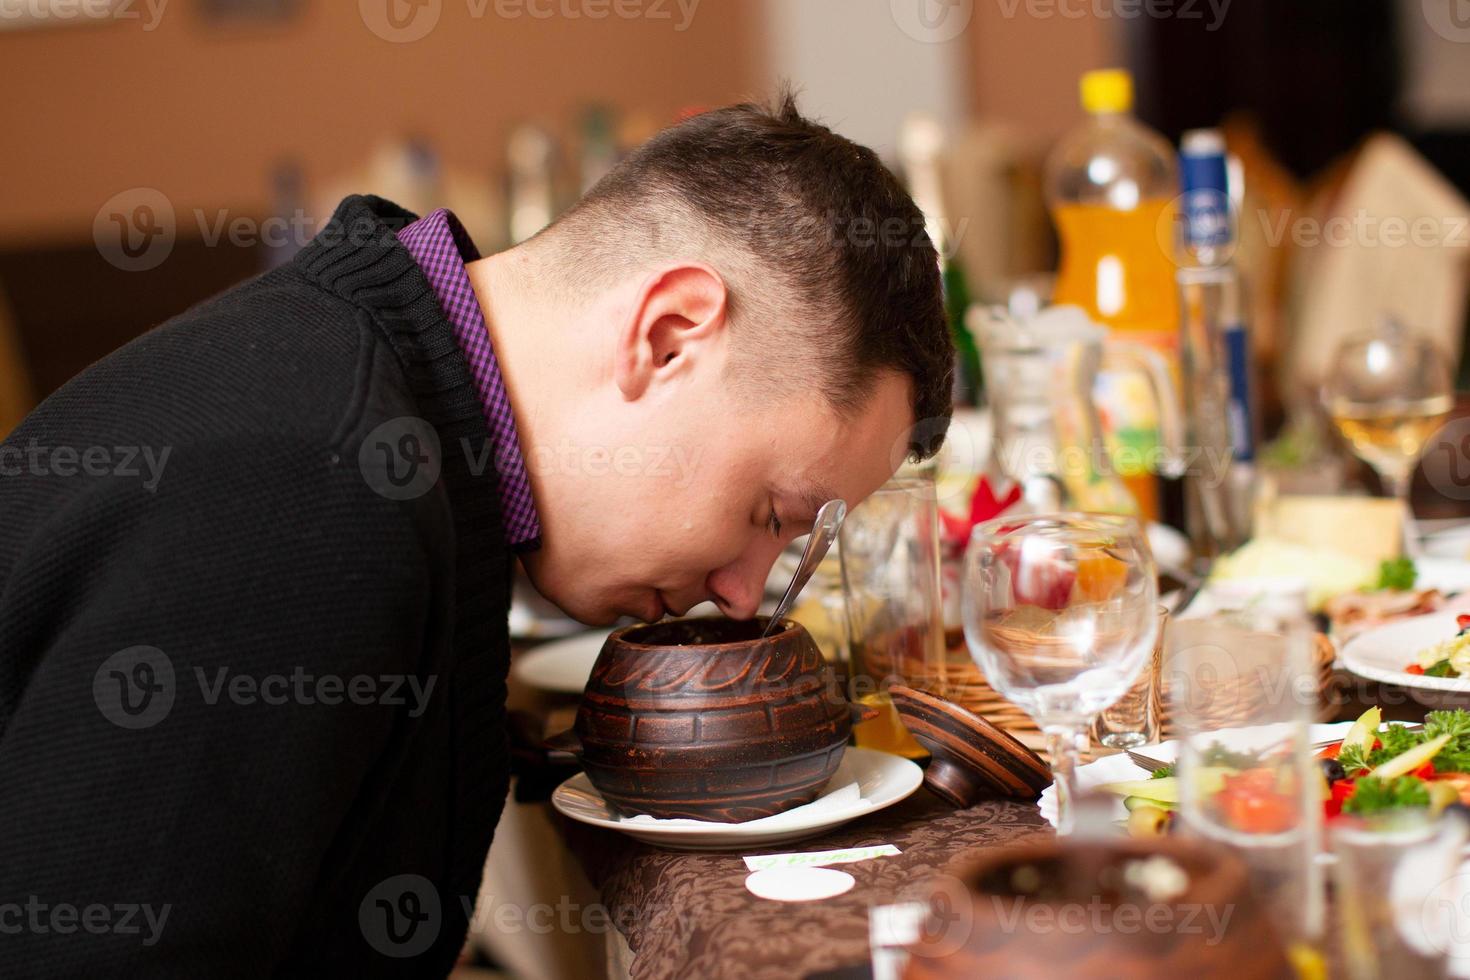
[1046, 69, 1181, 520]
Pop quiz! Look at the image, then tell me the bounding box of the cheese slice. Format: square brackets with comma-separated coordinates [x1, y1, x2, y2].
[1252, 495, 1405, 562]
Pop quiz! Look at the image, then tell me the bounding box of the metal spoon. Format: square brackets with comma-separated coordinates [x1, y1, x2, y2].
[762, 499, 847, 638]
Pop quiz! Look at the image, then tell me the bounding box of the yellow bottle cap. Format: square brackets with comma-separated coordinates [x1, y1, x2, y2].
[1080, 69, 1133, 114]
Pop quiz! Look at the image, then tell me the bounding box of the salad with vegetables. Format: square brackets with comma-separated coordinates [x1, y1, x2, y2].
[1106, 706, 1470, 839]
[1407, 614, 1470, 678]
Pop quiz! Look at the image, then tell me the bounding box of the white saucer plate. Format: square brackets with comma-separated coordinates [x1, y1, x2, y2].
[550, 747, 924, 851]
[510, 630, 611, 694]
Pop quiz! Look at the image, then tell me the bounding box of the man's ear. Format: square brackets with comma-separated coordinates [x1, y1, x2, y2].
[613, 264, 728, 401]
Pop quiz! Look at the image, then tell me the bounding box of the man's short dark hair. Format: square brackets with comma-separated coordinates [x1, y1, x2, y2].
[532, 90, 954, 459]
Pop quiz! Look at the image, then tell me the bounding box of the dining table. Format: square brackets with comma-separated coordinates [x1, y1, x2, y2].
[471, 630, 1462, 980]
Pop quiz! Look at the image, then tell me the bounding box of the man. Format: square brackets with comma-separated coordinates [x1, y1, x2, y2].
[0, 94, 952, 975]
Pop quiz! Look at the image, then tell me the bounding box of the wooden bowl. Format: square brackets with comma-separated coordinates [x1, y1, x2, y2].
[547, 617, 876, 822]
[902, 837, 1293, 979]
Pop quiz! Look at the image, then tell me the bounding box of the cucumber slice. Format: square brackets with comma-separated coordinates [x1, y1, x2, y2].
[1124, 795, 1176, 812]
[1371, 733, 1451, 779]
[1341, 707, 1381, 756]
[1103, 777, 1179, 803]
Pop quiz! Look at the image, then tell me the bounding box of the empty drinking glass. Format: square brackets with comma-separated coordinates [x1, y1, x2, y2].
[1167, 583, 1325, 965]
[961, 512, 1159, 833]
[1090, 604, 1168, 751]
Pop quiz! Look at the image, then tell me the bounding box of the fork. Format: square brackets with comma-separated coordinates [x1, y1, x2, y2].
[1125, 750, 1173, 775]
[1125, 724, 1426, 775]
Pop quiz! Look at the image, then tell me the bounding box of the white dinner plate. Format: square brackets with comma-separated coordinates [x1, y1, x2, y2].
[1038, 722, 1353, 829]
[1338, 611, 1470, 693]
[1423, 523, 1470, 562]
[510, 630, 611, 694]
[550, 747, 924, 851]
[1420, 558, 1470, 596]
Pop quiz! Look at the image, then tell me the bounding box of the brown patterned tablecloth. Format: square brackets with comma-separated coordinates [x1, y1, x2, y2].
[554, 789, 1051, 980]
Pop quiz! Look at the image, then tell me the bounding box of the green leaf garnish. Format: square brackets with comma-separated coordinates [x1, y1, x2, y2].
[1342, 776, 1430, 815]
[1375, 558, 1418, 592]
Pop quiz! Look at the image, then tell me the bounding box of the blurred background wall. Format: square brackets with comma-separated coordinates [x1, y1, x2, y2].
[1, 0, 1466, 435]
[0, 1, 762, 243]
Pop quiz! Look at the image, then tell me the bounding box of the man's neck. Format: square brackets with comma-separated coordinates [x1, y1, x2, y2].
[463, 249, 561, 487]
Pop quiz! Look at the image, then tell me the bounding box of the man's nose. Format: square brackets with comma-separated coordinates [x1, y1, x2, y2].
[706, 546, 784, 620]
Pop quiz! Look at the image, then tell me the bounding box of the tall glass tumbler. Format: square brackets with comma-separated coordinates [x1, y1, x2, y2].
[1334, 812, 1468, 980]
[1090, 604, 1168, 751]
[839, 477, 946, 760]
[1167, 584, 1325, 963]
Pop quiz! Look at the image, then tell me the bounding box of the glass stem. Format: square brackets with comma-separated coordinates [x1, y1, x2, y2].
[1044, 724, 1089, 835]
[1382, 466, 1421, 557]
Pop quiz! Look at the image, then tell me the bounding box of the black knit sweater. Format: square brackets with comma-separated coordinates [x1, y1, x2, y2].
[0, 196, 514, 977]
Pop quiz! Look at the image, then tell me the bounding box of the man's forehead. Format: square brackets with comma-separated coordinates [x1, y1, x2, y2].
[794, 412, 913, 509]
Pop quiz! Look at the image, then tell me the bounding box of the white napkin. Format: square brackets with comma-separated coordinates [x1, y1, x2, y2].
[621, 756, 867, 830]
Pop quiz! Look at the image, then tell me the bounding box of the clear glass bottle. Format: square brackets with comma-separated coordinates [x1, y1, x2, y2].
[1046, 69, 1181, 520]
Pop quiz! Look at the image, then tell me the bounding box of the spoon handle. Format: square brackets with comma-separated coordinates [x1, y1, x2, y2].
[762, 499, 846, 637]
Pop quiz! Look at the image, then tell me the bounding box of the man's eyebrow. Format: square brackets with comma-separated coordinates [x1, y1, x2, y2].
[789, 482, 840, 521]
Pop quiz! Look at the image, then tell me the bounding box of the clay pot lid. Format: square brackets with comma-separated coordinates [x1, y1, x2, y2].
[888, 684, 1051, 808]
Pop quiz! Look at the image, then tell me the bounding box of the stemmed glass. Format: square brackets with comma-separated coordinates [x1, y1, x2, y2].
[1324, 323, 1455, 554]
[961, 512, 1159, 833]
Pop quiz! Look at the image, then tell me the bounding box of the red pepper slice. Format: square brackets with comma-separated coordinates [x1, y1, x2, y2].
[1326, 778, 1357, 819]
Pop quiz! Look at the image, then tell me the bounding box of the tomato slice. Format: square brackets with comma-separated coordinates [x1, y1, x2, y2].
[1407, 664, 1427, 675]
[1218, 789, 1299, 833]
[1224, 768, 1279, 794]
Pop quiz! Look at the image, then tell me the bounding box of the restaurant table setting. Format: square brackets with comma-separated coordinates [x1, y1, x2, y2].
[485, 489, 1470, 980]
[488, 310, 1470, 973]
[480, 97, 1470, 973]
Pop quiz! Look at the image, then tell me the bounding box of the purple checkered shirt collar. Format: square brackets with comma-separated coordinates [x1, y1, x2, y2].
[397, 208, 542, 553]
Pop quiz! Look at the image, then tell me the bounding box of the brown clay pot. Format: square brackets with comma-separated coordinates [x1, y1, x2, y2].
[547, 617, 877, 822]
[901, 837, 1293, 980]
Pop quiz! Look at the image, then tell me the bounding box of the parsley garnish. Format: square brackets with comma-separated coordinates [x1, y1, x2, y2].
[1338, 743, 1372, 776]
[1336, 712, 1470, 776]
[1426, 711, 1470, 772]
[1427, 710, 1470, 740]
[1151, 763, 1175, 779]
[1342, 776, 1430, 815]
[1198, 743, 1264, 770]
[1426, 660, 1459, 678]
[1375, 558, 1418, 592]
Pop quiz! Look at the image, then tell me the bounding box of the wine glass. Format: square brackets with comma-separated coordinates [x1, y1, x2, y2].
[961, 512, 1158, 833]
[1324, 323, 1455, 554]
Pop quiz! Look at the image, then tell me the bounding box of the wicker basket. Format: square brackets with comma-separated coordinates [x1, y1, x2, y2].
[912, 629, 1338, 754]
